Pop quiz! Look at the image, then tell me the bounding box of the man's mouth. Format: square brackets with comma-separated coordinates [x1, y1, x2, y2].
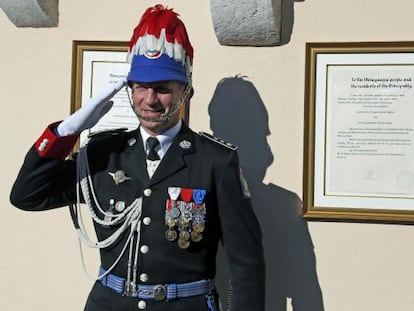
[138, 108, 168, 122]
[143, 108, 166, 117]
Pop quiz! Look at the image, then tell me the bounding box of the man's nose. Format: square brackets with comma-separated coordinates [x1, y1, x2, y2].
[144, 88, 158, 104]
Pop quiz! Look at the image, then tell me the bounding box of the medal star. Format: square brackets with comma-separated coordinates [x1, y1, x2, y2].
[108, 170, 131, 185]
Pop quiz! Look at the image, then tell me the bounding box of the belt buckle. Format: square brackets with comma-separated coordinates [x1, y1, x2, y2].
[153, 284, 167, 301]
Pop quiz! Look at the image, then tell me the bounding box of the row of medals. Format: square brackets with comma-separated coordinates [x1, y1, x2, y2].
[165, 200, 206, 249]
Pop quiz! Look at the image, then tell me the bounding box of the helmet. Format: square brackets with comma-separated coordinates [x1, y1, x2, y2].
[127, 4, 193, 85]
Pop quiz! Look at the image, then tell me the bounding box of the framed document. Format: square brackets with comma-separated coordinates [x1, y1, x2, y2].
[303, 42, 414, 223]
[71, 41, 189, 145]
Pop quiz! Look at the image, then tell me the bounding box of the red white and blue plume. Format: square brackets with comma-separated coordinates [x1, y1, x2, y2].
[127, 4, 193, 84]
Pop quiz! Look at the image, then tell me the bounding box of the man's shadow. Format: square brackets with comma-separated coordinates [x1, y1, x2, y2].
[208, 77, 324, 310]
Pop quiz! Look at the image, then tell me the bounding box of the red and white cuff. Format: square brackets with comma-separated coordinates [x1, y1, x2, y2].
[34, 121, 79, 159]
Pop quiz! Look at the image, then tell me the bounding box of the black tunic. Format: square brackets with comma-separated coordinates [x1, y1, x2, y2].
[10, 122, 265, 311]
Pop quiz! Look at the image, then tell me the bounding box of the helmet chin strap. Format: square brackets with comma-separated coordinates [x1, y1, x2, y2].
[126, 84, 192, 123]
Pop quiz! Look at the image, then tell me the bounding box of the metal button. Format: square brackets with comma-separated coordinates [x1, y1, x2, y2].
[140, 245, 149, 254]
[143, 217, 151, 225]
[38, 138, 49, 151]
[143, 188, 152, 197]
[137, 300, 147, 309]
[140, 273, 149, 282]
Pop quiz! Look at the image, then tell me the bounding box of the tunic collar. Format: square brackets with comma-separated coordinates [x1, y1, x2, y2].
[139, 119, 182, 159]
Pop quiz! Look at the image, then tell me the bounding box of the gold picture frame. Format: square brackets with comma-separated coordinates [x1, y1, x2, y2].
[70, 40, 189, 145]
[303, 41, 414, 223]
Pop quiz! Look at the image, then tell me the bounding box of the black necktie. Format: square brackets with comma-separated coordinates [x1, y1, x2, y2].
[147, 137, 160, 161]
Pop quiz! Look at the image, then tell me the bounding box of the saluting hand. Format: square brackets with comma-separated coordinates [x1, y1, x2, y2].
[57, 78, 127, 136]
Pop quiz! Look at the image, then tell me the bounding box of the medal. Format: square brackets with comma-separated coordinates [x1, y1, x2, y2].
[191, 231, 202, 242]
[192, 223, 205, 233]
[115, 201, 126, 212]
[165, 212, 178, 242]
[165, 188, 183, 243]
[179, 229, 190, 241]
[179, 204, 193, 222]
[165, 187, 207, 247]
[178, 217, 188, 228]
[192, 202, 206, 236]
[178, 238, 190, 249]
[171, 202, 180, 219]
[166, 200, 180, 219]
[165, 229, 178, 241]
[166, 217, 176, 227]
[167, 188, 181, 219]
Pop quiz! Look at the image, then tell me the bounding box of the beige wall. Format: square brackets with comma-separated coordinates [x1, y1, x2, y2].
[2, 0, 414, 310]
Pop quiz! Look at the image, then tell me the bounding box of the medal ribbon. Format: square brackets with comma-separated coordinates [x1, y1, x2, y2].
[180, 188, 193, 202]
[168, 187, 181, 201]
[166, 199, 172, 211]
[192, 189, 206, 205]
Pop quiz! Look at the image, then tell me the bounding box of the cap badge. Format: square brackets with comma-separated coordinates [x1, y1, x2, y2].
[108, 170, 132, 185]
[144, 49, 162, 59]
[179, 140, 192, 149]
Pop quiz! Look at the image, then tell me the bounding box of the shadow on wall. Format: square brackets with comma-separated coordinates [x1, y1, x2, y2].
[280, 0, 306, 45]
[209, 77, 324, 311]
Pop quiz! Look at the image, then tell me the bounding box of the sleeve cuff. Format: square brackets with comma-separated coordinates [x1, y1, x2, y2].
[34, 121, 79, 159]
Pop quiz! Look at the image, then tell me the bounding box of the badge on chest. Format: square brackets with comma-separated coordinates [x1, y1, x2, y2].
[165, 187, 207, 249]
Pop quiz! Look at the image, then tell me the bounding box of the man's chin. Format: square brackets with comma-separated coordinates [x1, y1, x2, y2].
[139, 117, 165, 129]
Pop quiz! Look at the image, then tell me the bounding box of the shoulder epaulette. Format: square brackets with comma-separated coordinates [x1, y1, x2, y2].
[198, 132, 238, 151]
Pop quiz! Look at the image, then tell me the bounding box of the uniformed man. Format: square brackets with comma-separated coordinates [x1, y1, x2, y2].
[10, 4, 265, 311]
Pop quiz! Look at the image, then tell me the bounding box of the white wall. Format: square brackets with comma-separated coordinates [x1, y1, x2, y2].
[2, 0, 414, 310]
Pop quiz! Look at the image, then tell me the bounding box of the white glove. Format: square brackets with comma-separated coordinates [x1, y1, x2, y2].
[57, 78, 127, 136]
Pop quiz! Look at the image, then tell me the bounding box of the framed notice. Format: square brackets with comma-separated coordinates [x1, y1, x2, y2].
[303, 42, 414, 223]
[70, 40, 189, 146]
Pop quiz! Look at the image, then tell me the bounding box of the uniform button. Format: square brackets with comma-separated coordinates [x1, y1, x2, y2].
[140, 273, 149, 282]
[138, 300, 147, 309]
[143, 188, 152, 197]
[38, 138, 49, 151]
[140, 245, 149, 254]
[143, 217, 151, 225]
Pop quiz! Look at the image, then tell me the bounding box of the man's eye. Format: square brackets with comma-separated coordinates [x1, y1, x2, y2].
[133, 85, 147, 90]
[154, 87, 171, 94]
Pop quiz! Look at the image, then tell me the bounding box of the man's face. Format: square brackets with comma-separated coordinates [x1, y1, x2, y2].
[131, 81, 185, 136]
